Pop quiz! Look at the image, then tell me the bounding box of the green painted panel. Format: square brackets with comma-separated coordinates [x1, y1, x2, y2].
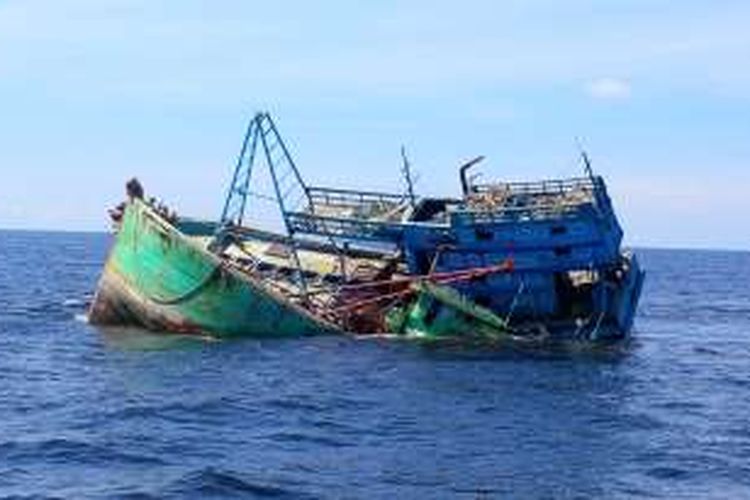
[105, 200, 332, 338]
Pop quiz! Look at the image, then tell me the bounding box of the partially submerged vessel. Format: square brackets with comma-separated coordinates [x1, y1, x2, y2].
[89, 112, 644, 341]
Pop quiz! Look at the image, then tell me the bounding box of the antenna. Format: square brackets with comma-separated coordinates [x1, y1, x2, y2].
[220, 115, 260, 226]
[400, 146, 417, 208]
[575, 137, 594, 178]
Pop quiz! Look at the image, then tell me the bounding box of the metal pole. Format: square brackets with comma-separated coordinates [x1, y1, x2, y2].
[236, 122, 260, 226]
[220, 115, 257, 224]
[263, 113, 313, 210]
[258, 116, 309, 299]
[400, 146, 417, 209]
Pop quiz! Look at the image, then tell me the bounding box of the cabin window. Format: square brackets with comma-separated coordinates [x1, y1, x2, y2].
[550, 225, 567, 236]
[554, 246, 572, 257]
[474, 227, 493, 241]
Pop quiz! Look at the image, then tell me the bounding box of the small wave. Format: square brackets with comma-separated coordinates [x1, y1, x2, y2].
[103, 493, 161, 500]
[4, 301, 75, 322]
[693, 346, 724, 356]
[166, 468, 312, 499]
[0, 438, 167, 466]
[451, 486, 504, 496]
[95, 326, 219, 351]
[62, 298, 88, 308]
[646, 466, 691, 480]
[265, 431, 352, 449]
[264, 398, 325, 413]
[657, 400, 705, 412]
[74, 398, 245, 431]
[0, 495, 66, 500]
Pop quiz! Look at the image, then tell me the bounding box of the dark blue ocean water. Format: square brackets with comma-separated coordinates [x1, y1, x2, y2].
[1, 230, 750, 499]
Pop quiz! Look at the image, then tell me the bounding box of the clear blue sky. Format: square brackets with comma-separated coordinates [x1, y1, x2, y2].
[0, 0, 748, 249]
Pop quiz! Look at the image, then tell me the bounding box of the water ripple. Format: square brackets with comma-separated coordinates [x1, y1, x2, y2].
[166, 468, 313, 499]
[0, 438, 167, 466]
[2, 235, 750, 498]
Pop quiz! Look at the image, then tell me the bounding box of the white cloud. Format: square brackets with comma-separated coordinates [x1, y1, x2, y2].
[586, 78, 632, 100]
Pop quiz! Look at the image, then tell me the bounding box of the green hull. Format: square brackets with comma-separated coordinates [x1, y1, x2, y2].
[385, 282, 510, 341]
[89, 200, 336, 338]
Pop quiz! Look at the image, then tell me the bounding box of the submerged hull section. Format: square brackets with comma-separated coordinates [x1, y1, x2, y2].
[385, 282, 511, 341]
[88, 200, 335, 338]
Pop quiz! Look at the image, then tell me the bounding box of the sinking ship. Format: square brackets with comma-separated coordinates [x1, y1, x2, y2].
[89, 112, 644, 342]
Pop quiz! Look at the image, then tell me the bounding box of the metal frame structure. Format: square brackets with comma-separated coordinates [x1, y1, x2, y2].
[219, 112, 314, 298]
[220, 112, 312, 229]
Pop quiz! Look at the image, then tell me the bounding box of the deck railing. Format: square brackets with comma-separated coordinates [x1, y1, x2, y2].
[459, 176, 607, 223]
[451, 201, 595, 224]
[286, 212, 406, 243]
[289, 177, 611, 235]
[471, 176, 600, 197]
[307, 186, 407, 210]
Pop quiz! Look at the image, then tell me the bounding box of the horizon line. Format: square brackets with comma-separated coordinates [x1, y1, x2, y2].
[1, 225, 748, 254]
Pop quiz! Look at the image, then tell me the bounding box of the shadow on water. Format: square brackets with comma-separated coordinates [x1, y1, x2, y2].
[93, 325, 219, 351]
[367, 331, 635, 363]
[95, 318, 637, 362]
[92, 319, 634, 365]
